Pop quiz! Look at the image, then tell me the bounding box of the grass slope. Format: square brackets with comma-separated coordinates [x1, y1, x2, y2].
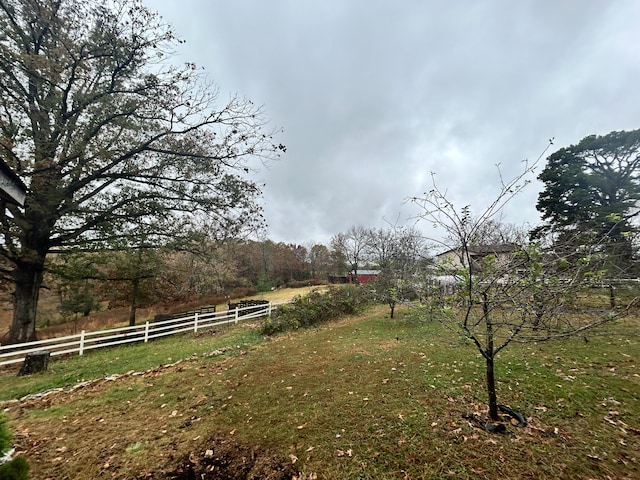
[1, 305, 639, 479]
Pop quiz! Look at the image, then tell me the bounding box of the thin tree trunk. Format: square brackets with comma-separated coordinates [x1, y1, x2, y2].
[129, 277, 139, 327]
[9, 263, 44, 344]
[486, 354, 499, 421]
[482, 292, 499, 421]
[609, 284, 615, 308]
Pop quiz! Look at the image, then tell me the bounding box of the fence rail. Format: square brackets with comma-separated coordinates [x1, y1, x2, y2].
[0, 301, 286, 367]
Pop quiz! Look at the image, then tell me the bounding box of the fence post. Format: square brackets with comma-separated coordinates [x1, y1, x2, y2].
[268, 302, 273, 317]
[79, 330, 85, 356]
[235, 307, 239, 324]
[144, 321, 150, 343]
[194, 312, 199, 334]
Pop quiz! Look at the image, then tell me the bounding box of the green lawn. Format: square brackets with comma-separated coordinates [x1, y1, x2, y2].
[1, 305, 638, 479]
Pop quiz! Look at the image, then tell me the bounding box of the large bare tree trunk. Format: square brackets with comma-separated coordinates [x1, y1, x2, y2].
[9, 261, 45, 344]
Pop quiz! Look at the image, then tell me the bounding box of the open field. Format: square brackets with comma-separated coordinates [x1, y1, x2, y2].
[1, 304, 639, 479]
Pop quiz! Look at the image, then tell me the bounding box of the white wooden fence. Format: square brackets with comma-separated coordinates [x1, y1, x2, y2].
[0, 301, 286, 367]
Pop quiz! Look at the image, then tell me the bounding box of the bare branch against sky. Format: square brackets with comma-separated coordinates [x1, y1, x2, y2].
[148, 0, 640, 245]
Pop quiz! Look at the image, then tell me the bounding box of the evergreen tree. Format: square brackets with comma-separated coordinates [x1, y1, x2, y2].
[536, 129, 640, 275]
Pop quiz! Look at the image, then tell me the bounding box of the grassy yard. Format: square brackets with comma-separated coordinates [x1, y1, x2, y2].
[1, 304, 639, 479]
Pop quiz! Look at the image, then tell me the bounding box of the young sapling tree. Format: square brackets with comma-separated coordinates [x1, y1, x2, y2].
[411, 141, 633, 424]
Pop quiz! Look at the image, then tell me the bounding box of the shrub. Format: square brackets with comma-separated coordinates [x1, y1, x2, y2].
[286, 278, 326, 288]
[261, 285, 372, 335]
[0, 416, 9, 454]
[0, 414, 29, 480]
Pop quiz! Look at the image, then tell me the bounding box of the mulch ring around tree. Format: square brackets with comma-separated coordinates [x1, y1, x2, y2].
[152, 434, 297, 480]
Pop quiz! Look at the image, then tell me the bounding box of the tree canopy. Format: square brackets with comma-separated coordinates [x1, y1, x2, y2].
[535, 129, 640, 272]
[0, 0, 284, 343]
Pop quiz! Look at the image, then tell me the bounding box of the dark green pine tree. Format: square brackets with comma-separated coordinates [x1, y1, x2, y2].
[536, 129, 640, 275]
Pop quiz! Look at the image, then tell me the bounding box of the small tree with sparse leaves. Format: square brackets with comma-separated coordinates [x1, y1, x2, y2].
[411, 141, 636, 423]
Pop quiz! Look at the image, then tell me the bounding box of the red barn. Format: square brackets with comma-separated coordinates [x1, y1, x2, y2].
[353, 270, 380, 284]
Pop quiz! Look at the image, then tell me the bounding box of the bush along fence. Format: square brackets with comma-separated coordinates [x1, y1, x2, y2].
[260, 285, 373, 335]
[0, 301, 287, 368]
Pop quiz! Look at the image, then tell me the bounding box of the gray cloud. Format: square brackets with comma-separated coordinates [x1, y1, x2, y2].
[148, 0, 640, 245]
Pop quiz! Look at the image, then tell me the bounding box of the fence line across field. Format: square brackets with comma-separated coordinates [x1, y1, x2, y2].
[0, 301, 288, 367]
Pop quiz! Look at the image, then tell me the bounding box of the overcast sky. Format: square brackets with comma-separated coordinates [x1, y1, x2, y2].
[147, 0, 640, 247]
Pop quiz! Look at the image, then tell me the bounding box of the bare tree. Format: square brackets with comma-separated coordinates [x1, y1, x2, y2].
[330, 225, 370, 281]
[411, 141, 633, 424]
[368, 226, 429, 318]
